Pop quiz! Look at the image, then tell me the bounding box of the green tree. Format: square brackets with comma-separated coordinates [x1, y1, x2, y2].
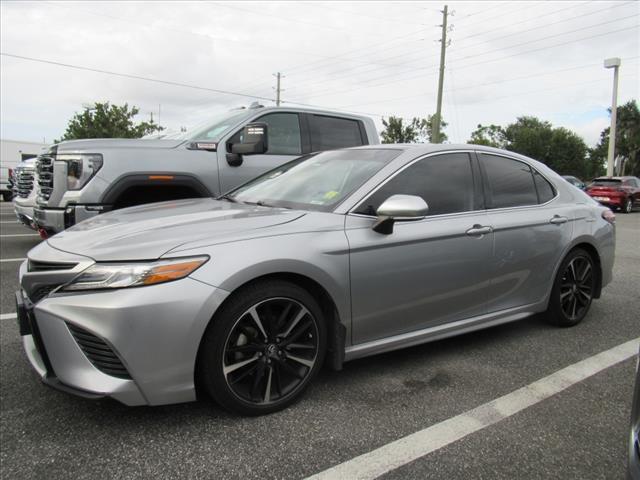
[56, 102, 163, 142]
[590, 100, 640, 177]
[381, 115, 447, 144]
[468, 124, 506, 148]
[467, 116, 590, 178]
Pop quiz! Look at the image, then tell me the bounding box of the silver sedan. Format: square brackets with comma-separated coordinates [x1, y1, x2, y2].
[16, 144, 615, 415]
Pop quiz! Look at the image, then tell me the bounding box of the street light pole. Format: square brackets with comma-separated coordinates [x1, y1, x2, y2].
[604, 57, 621, 176]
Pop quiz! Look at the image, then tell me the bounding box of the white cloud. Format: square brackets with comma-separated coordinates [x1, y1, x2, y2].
[1, 1, 638, 146]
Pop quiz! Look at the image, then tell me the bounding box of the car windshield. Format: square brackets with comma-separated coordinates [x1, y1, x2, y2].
[228, 149, 403, 212]
[590, 179, 622, 187]
[167, 110, 251, 141]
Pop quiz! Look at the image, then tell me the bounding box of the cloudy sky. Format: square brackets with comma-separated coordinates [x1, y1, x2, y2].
[1, 0, 638, 146]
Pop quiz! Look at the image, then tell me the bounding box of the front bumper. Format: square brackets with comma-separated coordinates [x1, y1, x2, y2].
[18, 275, 229, 406]
[14, 201, 37, 230]
[34, 205, 107, 233]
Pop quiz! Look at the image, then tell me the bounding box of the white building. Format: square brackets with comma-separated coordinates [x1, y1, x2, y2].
[0, 138, 48, 170]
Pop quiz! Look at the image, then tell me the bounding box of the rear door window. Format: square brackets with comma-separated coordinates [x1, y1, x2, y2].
[533, 170, 556, 203]
[480, 154, 538, 208]
[308, 115, 364, 151]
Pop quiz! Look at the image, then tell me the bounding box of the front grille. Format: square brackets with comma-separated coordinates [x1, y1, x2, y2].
[37, 155, 55, 202]
[14, 166, 36, 198]
[28, 260, 77, 272]
[67, 323, 131, 379]
[30, 284, 61, 303]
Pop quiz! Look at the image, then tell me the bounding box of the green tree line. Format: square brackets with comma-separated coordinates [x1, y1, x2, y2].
[381, 100, 639, 179]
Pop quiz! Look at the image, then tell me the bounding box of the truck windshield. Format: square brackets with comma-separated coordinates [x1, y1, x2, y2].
[228, 149, 402, 212]
[167, 110, 250, 141]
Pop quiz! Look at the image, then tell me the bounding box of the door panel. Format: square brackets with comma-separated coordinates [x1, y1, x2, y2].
[346, 212, 493, 344]
[484, 205, 573, 312]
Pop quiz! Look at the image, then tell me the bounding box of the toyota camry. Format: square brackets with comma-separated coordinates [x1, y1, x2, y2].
[17, 144, 615, 415]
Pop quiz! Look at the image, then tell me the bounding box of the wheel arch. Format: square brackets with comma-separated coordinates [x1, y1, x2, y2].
[195, 268, 348, 394]
[545, 237, 603, 309]
[101, 173, 212, 208]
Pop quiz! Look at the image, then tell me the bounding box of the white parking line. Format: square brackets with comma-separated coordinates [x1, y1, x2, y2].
[306, 338, 639, 480]
[0, 221, 18, 224]
[0, 313, 17, 320]
[0, 258, 26, 263]
[0, 234, 39, 238]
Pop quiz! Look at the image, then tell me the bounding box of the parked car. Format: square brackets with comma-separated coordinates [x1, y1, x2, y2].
[16, 144, 615, 415]
[562, 175, 586, 190]
[12, 158, 38, 229]
[585, 176, 640, 214]
[26, 105, 378, 235]
[0, 166, 13, 201]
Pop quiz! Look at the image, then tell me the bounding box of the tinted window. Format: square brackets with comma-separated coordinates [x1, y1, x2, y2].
[228, 113, 302, 155]
[590, 178, 621, 187]
[354, 153, 474, 216]
[533, 170, 555, 203]
[309, 115, 363, 151]
[481, 154, 538, 208]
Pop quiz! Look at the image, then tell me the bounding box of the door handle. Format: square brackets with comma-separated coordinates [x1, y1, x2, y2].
[549, 215, 568, 225]
[466, 225, 493, 236]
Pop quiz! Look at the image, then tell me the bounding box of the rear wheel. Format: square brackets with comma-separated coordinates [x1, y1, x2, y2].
[623, 197, 633, 214]
[198, 280, 326, 415]
[545, 248, 596, 327]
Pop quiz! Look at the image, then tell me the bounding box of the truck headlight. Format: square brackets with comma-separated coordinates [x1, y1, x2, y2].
[58, 154, 103, 190]
[62, 256, 209, 291]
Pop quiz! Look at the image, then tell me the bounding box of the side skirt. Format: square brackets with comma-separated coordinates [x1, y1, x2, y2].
[344, 303, 545, 362]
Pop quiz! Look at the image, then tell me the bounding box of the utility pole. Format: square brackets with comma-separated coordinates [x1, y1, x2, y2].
[433, 5, 448, 144]
[604, 57, 621, 176]
[274, 72, 283, 106]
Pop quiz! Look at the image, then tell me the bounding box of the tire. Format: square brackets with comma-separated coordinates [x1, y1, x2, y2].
[1, 192, 12, 202]
[623, 197, 633, 214]
[198, 280, 327, 415]
[545, 248, 597, 327]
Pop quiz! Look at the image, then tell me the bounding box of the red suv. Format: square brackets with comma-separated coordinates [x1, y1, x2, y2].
[586, 176, 640, 213]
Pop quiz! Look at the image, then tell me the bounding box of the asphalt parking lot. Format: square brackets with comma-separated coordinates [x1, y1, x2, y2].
[1, 198, 638, 479]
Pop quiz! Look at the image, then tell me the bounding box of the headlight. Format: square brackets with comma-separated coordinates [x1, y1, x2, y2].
[62, 256, 209, 291]
[58, 154, 103, 190]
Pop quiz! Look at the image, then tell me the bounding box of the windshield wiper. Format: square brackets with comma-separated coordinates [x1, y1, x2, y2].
[217, 194, 238, 203]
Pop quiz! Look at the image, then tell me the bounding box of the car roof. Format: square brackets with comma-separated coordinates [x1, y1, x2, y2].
[349, 143, 532, 157]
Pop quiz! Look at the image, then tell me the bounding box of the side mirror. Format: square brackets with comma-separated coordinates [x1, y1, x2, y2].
[372, 194, 429, 234]
[231, 123, 268, 155]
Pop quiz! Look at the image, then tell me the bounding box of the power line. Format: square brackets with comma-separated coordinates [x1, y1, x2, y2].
[286, 21, 638, 102]
[284, 2, 627, 97]
[306, 3, 429, 26]
[333, 56, 640, 110]
[0, 52, 276, 103]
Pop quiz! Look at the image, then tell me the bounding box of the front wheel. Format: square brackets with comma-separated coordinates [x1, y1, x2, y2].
[198, 280, 326, 415]
[545, 249, 596, 327]
[623, 197, 633, 214]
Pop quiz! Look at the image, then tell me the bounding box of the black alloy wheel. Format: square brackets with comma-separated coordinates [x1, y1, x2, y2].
[199, 280, 326, 415]
[223, 298, 319, 405]
[546, 249, 596, 327]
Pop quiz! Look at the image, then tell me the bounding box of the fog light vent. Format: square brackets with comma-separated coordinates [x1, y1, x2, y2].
[66, 323, 131, 379]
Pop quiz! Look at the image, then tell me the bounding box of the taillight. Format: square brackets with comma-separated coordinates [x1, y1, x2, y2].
[602, 209, 615, 224]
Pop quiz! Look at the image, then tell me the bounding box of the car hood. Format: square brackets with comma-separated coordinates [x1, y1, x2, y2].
[47, 198, 306, 261]
[57, 138, 185, 151]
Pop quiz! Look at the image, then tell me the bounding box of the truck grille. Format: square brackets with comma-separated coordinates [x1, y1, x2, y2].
[14, 165, 36, 198]
[66, 323, 131, 379]
[37, 155, 55, 202]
